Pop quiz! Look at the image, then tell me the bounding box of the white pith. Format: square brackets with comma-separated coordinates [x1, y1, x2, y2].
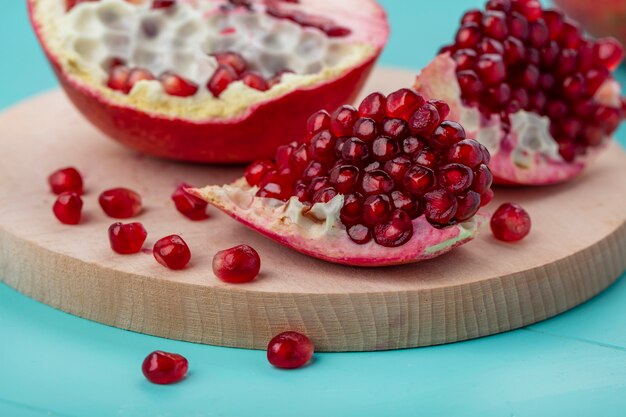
[194, 179, 482, 266]
[416, 54, 621, 171]
[33, 0, 382, 120]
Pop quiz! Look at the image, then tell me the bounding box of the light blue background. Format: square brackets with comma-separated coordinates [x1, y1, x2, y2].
[2, 1, 626, 416]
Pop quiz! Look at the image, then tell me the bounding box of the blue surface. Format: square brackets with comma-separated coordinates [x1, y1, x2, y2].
[2, 1, 626, 416]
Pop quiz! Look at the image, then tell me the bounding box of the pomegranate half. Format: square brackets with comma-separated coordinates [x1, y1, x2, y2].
[414, 0, 624, 185]
[29, 0, 389, 162]
[192, 89, 492, 267]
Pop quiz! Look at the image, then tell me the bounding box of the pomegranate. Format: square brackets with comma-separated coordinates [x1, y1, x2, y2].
[491, 202, 531, 242]
[29, 0, 389, 163]
[108, 222, 148, 254]
[192, 89, 492, 267]
[414, 0, 624, 185]
[48, 167, 83, 195]
[99, 187, 142, 218]
[142, 350, 188, 384]
[212, 244, 261, 283]
[267, 331, 314, 369]
[53, 192, 83, 225]
[153, 235, 191, 270]
[171, 183, 209, 221]
[554, 0, 626, 47]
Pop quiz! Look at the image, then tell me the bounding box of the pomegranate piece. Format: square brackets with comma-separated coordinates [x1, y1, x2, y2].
[267, 331, 314, 369]
[416, 0, 624, 186]
[48, 167, 83, 195]
[108, 222, 147, 254]
[491, 202, 531, 242]
[192, 89, 492, 266]
[36, 0, 389, 163]
[153, 235, 191, 270]
[142, 351, 188, 384]
[98, 187, 142, 219]
[212, 244, 261, 283]
[171, 183, 208, 221]
[53, 192, 83, 225]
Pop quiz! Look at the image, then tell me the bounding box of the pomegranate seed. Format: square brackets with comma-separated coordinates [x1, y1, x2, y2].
[486, 0, 511, 12]
[371, 136, 400, 161]
[408, 103, 440, 136]
[472, 163, 494, 193]
[361, 170, 394, 195]
[126, 68, 155, 93]
[479, 38, 504, 55]
[482, 11, 508, 40]
[245, 160, 275, 186]
[171, 183, 209, 221]
[341, 137, 369, 163]
[257, 170, 294, 200]
[212, 244, 261, 283]
[558, 20, 581, 49]
[402, 136, 426, 155]
[353, 118, 378, 142]
[384, 155, 412, 183]
[457, 70, 484, 98]
[430, 121, 466, 148]
[347, 224, 371, 244]
[329, 165, 360, 194]
[309, 130, 336, 163]
[241, 71, 269, 91]
[385, 89, 425, 119]
[108, 222, 147, 254]
[455, 23, 481, 49]
[267, 331, 314, 369]
[307, 110, 331, 136]
[313, 187, 338, 203]
[330, 105, 358, 137]
[447, 139, 484, 168]
[373, 210, 413, 247]
[476, 54, 507, 86]
[593, 38, 624, 71]
[461, 9, 483, 24]
[48, 167, 83, 195]
[455, 191, 481, 221]
[107, 65, 130, 92]
[152, 0, 177, 9]
[153, 235, 191, 270]
[53, 192, 83, 225]
[543, 10, 563, 40]
[207, 65, 238, 97]
[585, 67, 610, 96]
[382, 118, 409, 139]
[213, 51, 247, 75]
[490, 202, 531, 242]
[438, 163, 474, 194]
[508, 12, 529, 40]
[160, 73, 198, 97]
[528, 20, 549, 47]
[423, 189, 458, 225]
[142, 351, 188, 384]
[481, 188, 495, 206]
[391, 190, 419, 218]
[453, 49, 478, 70]
[403, 165, 435, 197]
[99, 187, 142, 219]
[362, 194, 391, 226]
[303, 161, 324, 180]
[358, 92, 387, 122]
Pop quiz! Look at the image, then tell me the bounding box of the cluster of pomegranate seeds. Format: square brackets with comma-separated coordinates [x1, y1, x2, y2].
[48, 167, 83, 195]
[246, 88, 493, 247]
[443, 0, 624, 161]
[490, 202, 531, 242]
[171, 183, 209, 221]
[212, 244, 261, 283]
[267, 331, 314, 369]
[53, 192, 83, 225]
[142, 350, 189, 384]
[153, 235, 191, 270]
[99, 187, 142, 219]
[108, 222, 148, 254]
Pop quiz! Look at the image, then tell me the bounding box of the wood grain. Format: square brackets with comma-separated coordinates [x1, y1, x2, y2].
[1, 68, 625, 351]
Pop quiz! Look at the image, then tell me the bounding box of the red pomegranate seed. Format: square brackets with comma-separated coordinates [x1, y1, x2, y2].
[353, 118, 378, 142]
[408, 103, 441, 136]
[481, 188, 495, 206]
[362, 194, 391, 226]
[171, 183, 209, 221]
[108, 222, 147, 254]
[391, 190, 419, 218]
[48, 167, 83, 195]
[476, 54, 507, 86]
[341, 137, 370, 163]
[309, 130, 336, 163]
[457, 70, 484, 99]
[447, 139, 484, 168]
[340, 193, 363, 225]
[453, 49, 477, 70]
[153, 235, 191, 270]
[482, 11, 508, 40]
[207, 65, 238, 97]
[593, 38, 624, 71]
[241, 71, 269, 91]
[490, 202, 531, 242]
[212, 244, 261, 283]
[142, 351, 188, 385]
[358, 92, 387, 122]
[53, 192, 83, 225]
[455, 190, 481, 221]
[313, 187, 338, 203]
[330, 105, 358, 137]
[438, 163, 474, 194]
[403, 165, 435, 196]
[373, 209, 413, 247]
[382, 118, 409, 139]
[423, 189, 458, 225]
[267, 331, 314, 369]
[347, 224, 371, 244]
[430, 121, 466, 148]
[361, 170, 394, 195]
[486, 0, 511, 12]
[307, 110, 331, 136]
[371, 136, 399, 161]
[455, 23, 481, 48]
[257, 170, 294, 200]
[329, 165, 360, 194]
[385, 89, 425, 119]
[99, 187, 142, 219]
[384, 155, 412, 183]
[402, 136, 426, 155]
[461, 9, 483, 24]
[213, 51, 247, 75]
[126, 68, 155, 93]
[245, 160, 275, 186]
[107, 65, 130, 92]
[471, 163, 494, 194]
[160, 73, 198, 97]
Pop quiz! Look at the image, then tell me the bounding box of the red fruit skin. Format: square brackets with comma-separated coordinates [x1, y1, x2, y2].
[48, 167, 83, 195]
[267, 331, 314, 369]
[142, 351, 188, 385]
[153, 235, 191, 270]
[28, 1, 389, 163]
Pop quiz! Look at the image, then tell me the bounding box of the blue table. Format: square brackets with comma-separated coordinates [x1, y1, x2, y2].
[2, 1, 626, 416]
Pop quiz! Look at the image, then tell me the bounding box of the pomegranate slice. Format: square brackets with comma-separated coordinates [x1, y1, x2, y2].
[192, 89, 491, 267]
[415, 0, 624, 185]
[29, 0, 389, 163]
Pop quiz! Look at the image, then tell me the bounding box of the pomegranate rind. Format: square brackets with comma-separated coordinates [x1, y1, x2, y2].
[27, 0, 390, 163]
[414, 54, 615, 185]
[192, 181, 484, 267]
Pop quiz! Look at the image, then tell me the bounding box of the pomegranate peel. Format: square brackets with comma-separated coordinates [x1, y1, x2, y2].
[192, 180, 485, 267]
[29, 0, 389, 163]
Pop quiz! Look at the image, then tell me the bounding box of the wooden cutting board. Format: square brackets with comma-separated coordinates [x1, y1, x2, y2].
[1, 68, 625, 351]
